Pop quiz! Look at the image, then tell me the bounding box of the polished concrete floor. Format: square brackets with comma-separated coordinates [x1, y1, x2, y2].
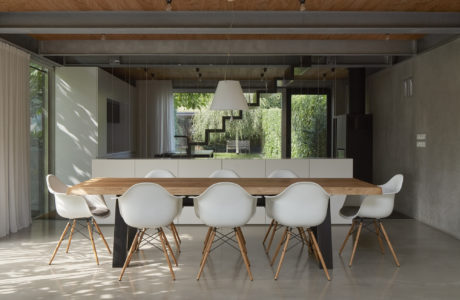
[0, 220, 459, 299]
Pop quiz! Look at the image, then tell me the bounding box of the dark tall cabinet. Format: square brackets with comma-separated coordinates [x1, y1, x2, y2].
[333, 114, 373, 182]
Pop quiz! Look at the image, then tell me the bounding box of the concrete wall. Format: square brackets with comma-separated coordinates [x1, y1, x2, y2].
[98, 69, 136, 157]
[367, 37, 460, 238]
[55, 67, 99, 185]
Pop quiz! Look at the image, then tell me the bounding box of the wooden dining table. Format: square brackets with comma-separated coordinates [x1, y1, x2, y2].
[68, 177, 381, 269]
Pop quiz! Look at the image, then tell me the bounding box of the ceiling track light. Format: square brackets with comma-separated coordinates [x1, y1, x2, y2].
[165, 0, 172, 11]
[299, 0, 306, 12]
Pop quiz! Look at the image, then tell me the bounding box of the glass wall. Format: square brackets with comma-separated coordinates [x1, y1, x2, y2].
[291, 94, 328, 158]
[174, 92, 282, 159]
[29, 63, 49, 218]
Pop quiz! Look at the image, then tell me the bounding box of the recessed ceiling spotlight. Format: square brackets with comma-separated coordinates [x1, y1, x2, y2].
[165, 0, 172, 11]
[299, 0, 306, 12]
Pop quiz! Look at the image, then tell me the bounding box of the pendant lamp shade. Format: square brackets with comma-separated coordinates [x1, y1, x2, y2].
[210, 80, 249, 111]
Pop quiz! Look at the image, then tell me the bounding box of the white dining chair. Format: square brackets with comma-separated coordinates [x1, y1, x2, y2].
[266, 182, 331, 280]
[117, 183, 184, 281]
[209, 169, 240, 178]
[46, 174, 111, 265]
[263, 169, 300, 254]
[143, 169, 182, 252]
[339, 174, 404, 267]
[193, 182, 257, 280]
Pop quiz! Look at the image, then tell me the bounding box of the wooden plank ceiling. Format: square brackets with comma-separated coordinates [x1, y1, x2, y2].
[1, 0, 460, 12]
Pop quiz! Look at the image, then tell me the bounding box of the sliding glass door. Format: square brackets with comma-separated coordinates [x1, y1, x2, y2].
[29, 63, 49, 218]
[287, 89, 331, 158]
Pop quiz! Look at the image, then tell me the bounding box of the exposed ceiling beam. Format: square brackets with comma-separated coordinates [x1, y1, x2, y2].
[1, 11, 460, 35]
[38, 39, 416, 56]
[57, 54, 392, 69]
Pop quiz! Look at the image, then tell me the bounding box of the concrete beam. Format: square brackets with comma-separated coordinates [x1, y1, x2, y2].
[1, 11, 460, 34]
[39, 39, 416, 56]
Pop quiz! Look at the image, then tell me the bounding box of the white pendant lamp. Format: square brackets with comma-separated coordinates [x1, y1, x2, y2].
[210, 80, 249, 111]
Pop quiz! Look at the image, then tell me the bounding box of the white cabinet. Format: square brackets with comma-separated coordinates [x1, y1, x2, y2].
[222, 159, 266, 177]
[134, 159, 178, 177]
[265, 159, 310, 178]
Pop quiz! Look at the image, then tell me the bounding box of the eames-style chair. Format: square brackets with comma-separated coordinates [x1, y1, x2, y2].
[339, 174, 404, 267]
[266, 182, 331, 280]
[193, 182, 257, 280]
[117, 183, 183, 281]
[142, 169, 182, 252]
[263, 169, 299, 254]
[46, 174, 111, 265]
[209, 168, 240, 178]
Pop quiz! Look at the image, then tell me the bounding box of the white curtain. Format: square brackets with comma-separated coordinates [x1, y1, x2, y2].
[136, 80, 175, 157]
[0, 42, 31, 237]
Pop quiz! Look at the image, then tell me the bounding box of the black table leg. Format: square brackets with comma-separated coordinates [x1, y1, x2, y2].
[112, 198, 137, 268]
[313, 201, 333, 269]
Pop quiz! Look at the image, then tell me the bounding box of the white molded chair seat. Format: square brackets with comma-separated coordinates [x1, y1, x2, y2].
[117, 183, 184, 281]
[339, 174, 404, 219]
[47, 174, 110, 218]
[209, 169, 240, 178]
[268, 169, 298, 179]
[338, 174, 404, 267]
[145, 169, 175, 178]
[263, 169, 299, 251]
[144, 169, 183, 216]
[194, 182, 256, 228]
[143, 169, 182, 251]
[46, 174, 111, 266]
[193, 182, 257, 280]
[266, 182, 331, 280]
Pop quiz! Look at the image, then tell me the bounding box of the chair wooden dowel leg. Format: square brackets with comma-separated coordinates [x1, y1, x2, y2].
[300, 227, 316, 259]
[136, 228, 146, 251]
[66, 220, 76, 254]
[379, 222, 400, 267]
[297, 227, 305, 244]
[349, 221, 363, 267]
[197, 228, 216, 280]
[119, 231, 139, 281]
[200, 228, 214, 267]
[271, 227, 288, 266]
[373, 220, 385, 255]
[169, 223, 181, 253]
[236, 227, 247, 253]
[263, 220, 275, 245]
[235, 227, 253, 281]
[171, 223, 181, 244]
[87, 220, 99, 265]
[159, 228, 176, 280]
[202, 227, 212, 254]
[339, 220, 356, 255]
[93, 219, 112, 254]
[307, 229, 331, 281]
[266, 221, 278, 254]
[161, 229, 178, 267]
[274, 229, 291, 280]
[49, 221, 71, 265]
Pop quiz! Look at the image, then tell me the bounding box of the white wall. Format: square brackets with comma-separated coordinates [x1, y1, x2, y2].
[55, 67, 99, 185]
[55, 67, 136, 185]
[367, 37, 460, 238]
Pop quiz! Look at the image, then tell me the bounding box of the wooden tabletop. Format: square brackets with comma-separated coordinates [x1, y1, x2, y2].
[67, 177, 381, 196]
